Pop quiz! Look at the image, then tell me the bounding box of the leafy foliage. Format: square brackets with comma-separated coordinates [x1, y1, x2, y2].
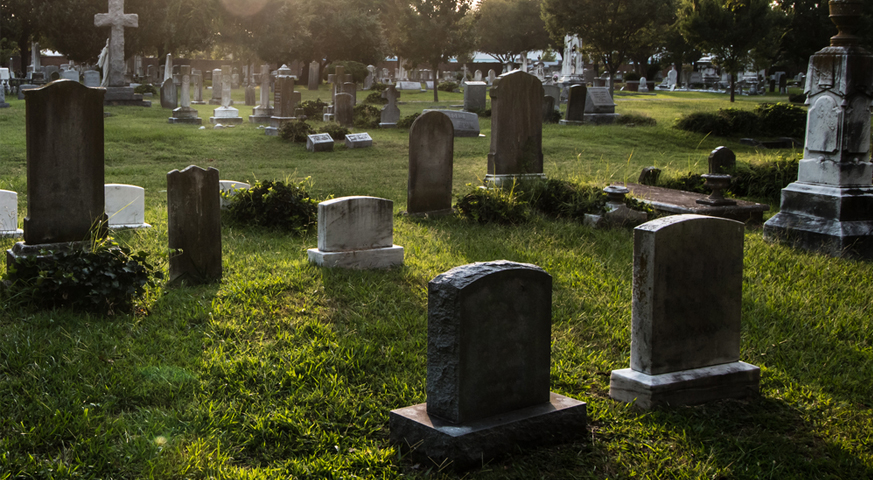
[353, 104, 381, 128]
[133, 84, 158, 95]
[437, 81, 459, 92]
[2, 238, 162, 316]
[616, 112, 657, 126]
[324, 60, 369, 84]
[318, 123, 351, 141]
[754, 102, 807, 137]
[224, 178, 319, 233]
[363, 91, 388, 104]
[298, 98, 328, 118]
[279, 119, 315, 143]
[675, 103, 805, 137]
[659, 154, 801, 203]
[396, 112, 421, 129]
[476, 0, 552, 65]
[454, 183, 532, 224]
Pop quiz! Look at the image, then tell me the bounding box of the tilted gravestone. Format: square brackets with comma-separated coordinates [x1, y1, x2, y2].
[0, 190, 23, 238]
[390, 261, 587, 470]
[104, 183, 151, 229]
[306, 133, 334, 152]
[167, 165, 221, 285]
[307, 196, 404, 269]
[380, 85, 400, 128]
[407, 111, 454, 216]
[486, 71, 545, 186]
[560, 84, 587, 125]
[463, 81, 487, 111]
[609, 214, 760, 409]
[219, 180, 250, 210]
[7, 80, 106, 267]
[160, 78, 176, 109]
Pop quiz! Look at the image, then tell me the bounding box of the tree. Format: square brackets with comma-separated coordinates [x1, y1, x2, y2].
[389, 0, 476, 102]
[677, 0, 783, 102]
[542, 0, 672, 92]
[476, 0, 551, 67]
[1, 0, 42, 72]
[127, 0, 221, 61]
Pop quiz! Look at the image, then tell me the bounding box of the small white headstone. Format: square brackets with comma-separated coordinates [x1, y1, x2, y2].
[422, 109, 480, 137]
[307, 133, 334, 152]
[219, 180, 251, 209]
[638, 77, 649, 93]
[585, 87, 616, 114]
[344, 133, 373, 149]
[397, 81, 422, 91]
[62, 70, 80, 82]
[83, 70, 101, 87]
[308, 196, 404, 269]
[105, 184, 151, 229]
[0, 189, 22, 237]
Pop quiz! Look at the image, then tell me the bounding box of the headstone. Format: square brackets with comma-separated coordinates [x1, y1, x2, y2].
[609, 215, 760, 409]
[638, 167, 662, 185]
[583, 87, 618, 124]
[17, 84, 39, 100]
[84, 70, 101, 88]
[62, 70, 80, 82]
[104, 183, 150, 229]
[463, 81, 487, 111]
[169, 65, 202, 124]
[667, 66, 678, 88]
[344, 133, 373, 149]
[0, 190, 23, 237]
[542, 95, 556, 122]
[335, 92, 354, 127]
[167, 165, 221, 285]
[364, 65, 376, 90]
[486, 71, 545, 186]
[390, 261, 587, 470]
[307, 196, 404, 268]
[560, 84, 586, 125]
[219, 180, 250, 209]
[542, 84, 560, 110]
[308, 61, 320, 90]
[7, 81, 106, 268]
[473, 70, 482, 81]
[231, 70, 240, 89]
[487, 69, 496, 85]
[421, 109, 480, 137]
[250, 64, 274, 123]
[210, 65, 243, 125]
[343, 82, 357, 105]
[380, 85, 400, 128]
[265, 75, 299, 135]
[244, 84, 256, 105]
[0, 85, 8, 108]
[147, 64, 156, 83]
[306, 133, 334, 152]
[764, 1, 873, 259]
[638, 76, 649, 93]
[778, 73, 788, 94]
[160, 78, 176, 109]
[708, 146, 736, 174]
[407, 111, 454, 216]
[192, 70, 204, 104]
[209, 68, 222, 104]
[397, 81, 421, 91]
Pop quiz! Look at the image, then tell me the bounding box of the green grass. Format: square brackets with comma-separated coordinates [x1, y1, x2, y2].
[0, 85, 871, 479]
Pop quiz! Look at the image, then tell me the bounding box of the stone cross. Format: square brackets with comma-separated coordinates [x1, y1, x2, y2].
[94, 0, 138, 87]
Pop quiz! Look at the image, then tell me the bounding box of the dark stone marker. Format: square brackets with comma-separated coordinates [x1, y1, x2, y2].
[380, 85, 400, 127]
[160, 78, 176, 109]
[638, 166, 662, 185]
[609, 215, 760, 409]
[335, 92, 354, 127]
[407, 111, 454, 216]
[390, 261, 587, 470]
[487, 71, 544, 177]
[566, 84, 587, 122]
[244, 84, 256, 106]
[542, 95, 556, 123]
[708, 146, 736, 173]
[167, 165, 221, 285]
[23, 80, 106, 245]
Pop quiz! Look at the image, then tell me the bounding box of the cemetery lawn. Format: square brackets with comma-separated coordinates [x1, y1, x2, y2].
[0, 87, 871, 479]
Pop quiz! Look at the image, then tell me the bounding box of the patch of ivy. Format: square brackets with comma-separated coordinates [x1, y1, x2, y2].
[224, 178, 319, 233]
[279, 119, 315, 143]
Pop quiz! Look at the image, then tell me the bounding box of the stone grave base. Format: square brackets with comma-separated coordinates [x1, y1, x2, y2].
[249, 106, 273, 124]
[6, 240, 91, 273]
[390, 393, 587, 472]
[208, 99, 222, 105]
[402, 208, 454, 218]
[609, 361, 760, 410]
[559, 119, 584, 126]
[269, 116, 295, 129]
[484, 173, 546, 188]
[103, 86, 151, 107]
[108, 222, 152, 230]
[583, 113, 619, 125]
[0, 102, 10, 109]
[621, 182, 769, 225]
[763, 182, 873, 259]
[210, 116, 243, 125]
[249, 114, 272, 124]
[379, 122, 397, 128]
[0, 228, 23, 238]
[192, 101, 206, 105]
[307, 246, 403, 269]
[168, 115, 202, 125]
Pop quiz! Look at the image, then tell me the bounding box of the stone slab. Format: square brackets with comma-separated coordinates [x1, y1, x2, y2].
[316, 196, 393, 252]
[219, 180, 251, 209]
[0, 189, 22, 238]
[408, 111, 454, 215]
[344, 133, 373, 148]
[104, 183, 151, 229]
[620, 182, 769, 225]
[307, 245, 404, 269]
[307, 133, 334, 152]
[584, 87, 615, 114]
[422, 109, 480, 137]
[463, 82, 487, 111]
[397, 81, 423, 90]
[389, 393, 587, 472]
[609, 361, 760, 410]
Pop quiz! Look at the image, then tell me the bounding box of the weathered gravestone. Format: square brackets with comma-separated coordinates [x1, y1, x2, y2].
[167, 165, 221, 285]
[0, 190, 23, 237]
[104, 183, 151, 229]
[343, 81, 357, 105]
[265, 75, 299, 135]
[542, 84, 560, 110]
[146, 64, 156, 84]
[421, 109, 480, 137]
[463, 81, 487, 111]
[306, 133, 334, 152]
[390, 261, 587, 470]
[7, 80, 106, 268]
[83, 70, 101, 88]
[307, 196, 404, 269]
[709, 146, 736, 174]
[584, 87, 618, 124]
[191, 70, 204, 104]
[308, 61, 320, 90]
[209, 68, 222, 105]
[62, 70, 80, 82]
[0, 84, 8, 108]
[335, 92, 354, 127]
[407, 111, 454, 216]
[560, 84, 587, 125]
[609, 214, 760, 409]
[94, 0, 148, 106]
[638, 76, 649, 93]
[245, 84, 256, 105]
[763, 0, 873, 259]
[542, 96, 556, 123]
[219, 180, 250, 209]
[160, 78, 176, 109]
[250, 64, 273, 123]
[210, 65, 242, 125]
[380, 85, 400, 128]
[486, 71, 545, 186]
[397, 81, 422, 91]
[344, 133, 373, 149]
[168, 65, 202, 124]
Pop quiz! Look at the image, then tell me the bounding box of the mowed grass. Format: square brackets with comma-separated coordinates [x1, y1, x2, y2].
[0, 84, 871, 479]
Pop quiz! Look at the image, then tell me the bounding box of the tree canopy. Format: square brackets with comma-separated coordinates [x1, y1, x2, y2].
[475, 0, 551, 66]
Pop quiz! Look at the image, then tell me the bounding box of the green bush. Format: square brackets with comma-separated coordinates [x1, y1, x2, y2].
[397, 113, 421, 129]
[2, 238, 162, 316]
[279, 119, 314, 143]
[369, 82, 389, 92]
[438, 81, 459, 92]
[353, 104, 381, 128]
[324, 61, 368, 84]
[616, 112, 657, 126]
[224, 179, 318, 233]
[755, 103, 806, 137]
[318, 123, 351, 140]
[134, 84, 157, 95]
[364, 91, 388, 104]
[454, 184, 531, 224]
[544, 108, 563, 124]
[788, 93, 807, 104]
[299, 99, 328, 118]
[624, 72, 641, 82]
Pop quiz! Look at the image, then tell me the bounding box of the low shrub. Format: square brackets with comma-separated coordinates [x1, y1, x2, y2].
[134, 84, 157, 95]
[279, 119, 314, 143]
[624, 72, 641, 82]
[299, 99, 328, 118]
[755, 102, 806, 138]
[369, 82, 389, 92]
[364, 91, 388, 105]
[454, 184, 531, 224]
[353, 104, 381, 128]
[675, 103, 805, 138]
[323, 61, 368, 84]
[224, 178, 319, 233]
[516, 179, 605, 219]
[2, 238, 162, 316]
[788, 93, 807, 104]
[439, 81, 459, 92]
[616, 112, 657, 126]
[397, 113, 421, 129]
[318, 123, 351, 140]
[544, 109, 563, 124]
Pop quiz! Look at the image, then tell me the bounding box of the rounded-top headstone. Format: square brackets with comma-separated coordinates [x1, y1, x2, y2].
[408, 111, 454, 215]
[708, 146, 736, 174]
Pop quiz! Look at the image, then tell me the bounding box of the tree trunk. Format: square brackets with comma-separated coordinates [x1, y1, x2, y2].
[432, 61, 439, 102]
[730, 73, 735, 103]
